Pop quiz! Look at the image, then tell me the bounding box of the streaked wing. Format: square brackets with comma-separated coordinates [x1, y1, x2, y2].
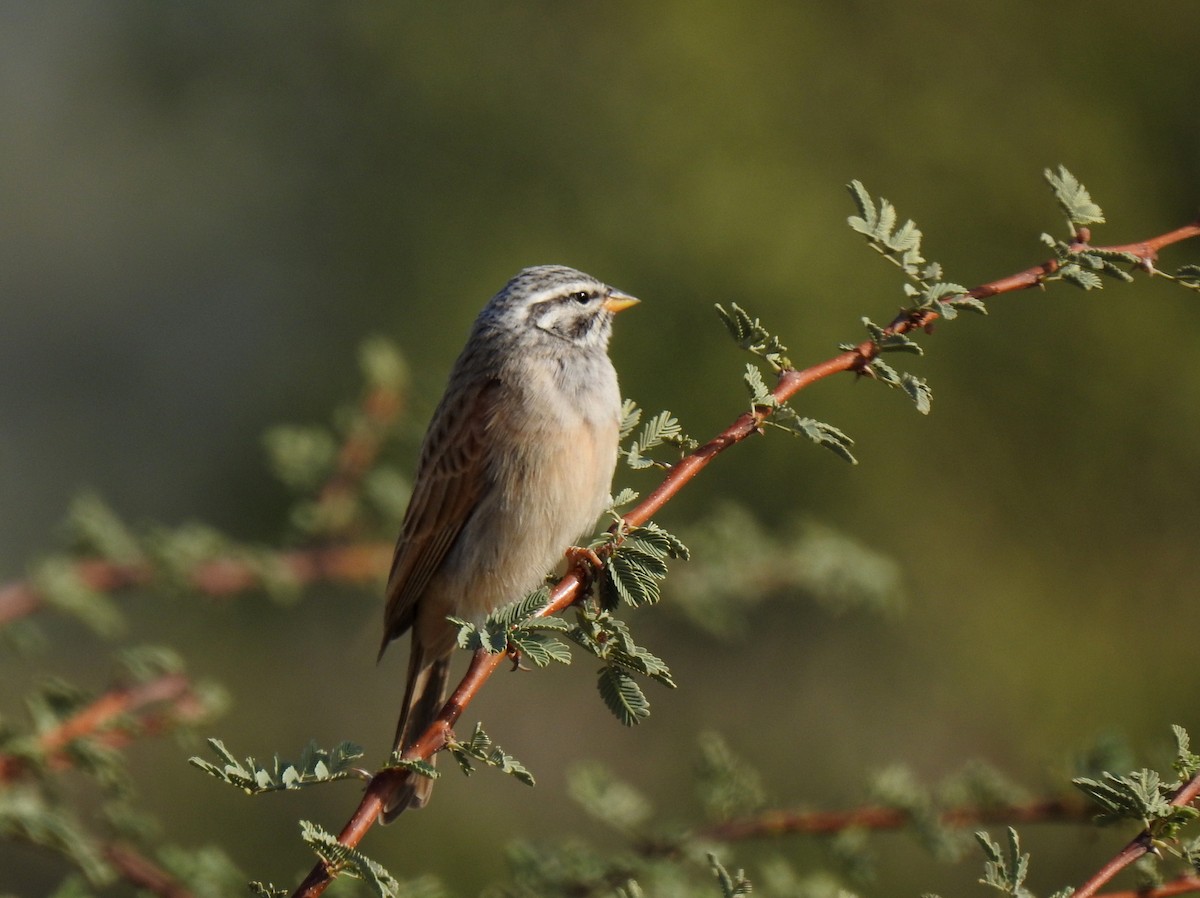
[380, 377, 499, 651]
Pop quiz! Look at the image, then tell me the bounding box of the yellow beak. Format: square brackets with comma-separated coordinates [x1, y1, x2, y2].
[603, 291, 640, 314]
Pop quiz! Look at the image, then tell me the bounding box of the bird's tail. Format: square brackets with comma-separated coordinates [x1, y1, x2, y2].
[380, 641, 451, 823]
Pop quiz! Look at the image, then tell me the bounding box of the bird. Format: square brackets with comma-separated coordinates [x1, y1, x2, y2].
[378, 264, 638, 820]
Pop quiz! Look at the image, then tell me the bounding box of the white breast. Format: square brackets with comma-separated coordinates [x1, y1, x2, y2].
[435, 350, 621, 624]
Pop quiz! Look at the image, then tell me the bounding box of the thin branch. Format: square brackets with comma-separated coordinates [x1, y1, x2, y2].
[0, 376, 405, 628]
[692, 797, 1089, 842]
[291, 218, 1200, 898]
[1096, 874, 1200, 898]
[0, 542, 393, 628]
[0, 672, 205, 782]
[102, 842, 196, 898]
[1070, 769, 1200, 898]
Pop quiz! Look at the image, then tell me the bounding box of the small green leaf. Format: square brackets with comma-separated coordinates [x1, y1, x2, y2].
[1174, 725, 1200, 778]
[597, 666, 650, 726]
[870, 359, 902, 387]
[846, 179, 878, 234]
[300, 820, 401, 897]
[1175, 264, 1200, 290]
[769, 406, 857, 464]
[743, 363, 775, 406]
[1060, 264, 1104, 290]
[446, 723, 534, 787]
[709, 854, 753, 898]
[510, 630, 572, 667]
[628, 521, 690, 561]
[975, 827, 1034, 898]
[876, 331, 924, 355]
[189, 738, 365, 795]
[1044, 165, 1105, 227]
[609, 487, 640, 511]
[901, 373, 933, 415]
[618, 399, 642, 440]
[714, 303, 791, 369]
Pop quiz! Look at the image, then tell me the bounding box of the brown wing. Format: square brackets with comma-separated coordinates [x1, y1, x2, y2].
[379, 377, 499, 656]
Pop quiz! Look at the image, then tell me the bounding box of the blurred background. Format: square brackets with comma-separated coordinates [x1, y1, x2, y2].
[2, 2, 1199, 895]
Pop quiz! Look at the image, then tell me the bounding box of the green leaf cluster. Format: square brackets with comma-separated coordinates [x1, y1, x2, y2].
[717, 308, 859, 463]
[847, 180, 927, 276]
[300, 819, 408, 898]
[0, 646, 229, 892]
[709, 854, 753, 898]
[768, 404, 858, 462]
[569, 605, 674, 726]
[665, 504, 904, 639]
[447, 722, 535, 787]
[695, 732, 766, 822]
[384, 756, 438, 782]
[1175, 264, 1200, 291]
[974, 828, 1034, 898]
[868, 764, 968, 863]
[493, 739, 779, 898]
[0, 787, 113, 887]
[598, 521, 689, 610]
[846, 183, 982, 321]
[262, 336, 412, 537]
[1071, 725, 1200, 834]
[1044, 164, 1106, 228]
[715, 302, 792, 371]
[844, 180, 998, 417]
[451, 587, 574, 667]
[620, 401, 697, 470]
[566, 762, 653, 832]
[1073, 767, 1197, 832]
[1039, 233, 1140, 291]
[189, 738, 366, 795]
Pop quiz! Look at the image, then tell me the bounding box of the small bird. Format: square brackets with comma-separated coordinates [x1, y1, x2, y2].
[379, 265, 638, 819]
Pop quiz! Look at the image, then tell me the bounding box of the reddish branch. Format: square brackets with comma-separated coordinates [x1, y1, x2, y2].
[694, 797, 1089, 842]
[1070, 770, 1200, 898]
[0, 672, 206, 781]
[290, 220, 1200, 898]
[0, 542, 393, 628]
[0, 378, 404, 628]
[102, 842, 195, 898]
[1096, 875, 1200, 898]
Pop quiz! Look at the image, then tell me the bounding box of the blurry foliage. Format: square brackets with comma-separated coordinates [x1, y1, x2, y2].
[3, 160, 1200, 897]
[2, 4, 1200, 896]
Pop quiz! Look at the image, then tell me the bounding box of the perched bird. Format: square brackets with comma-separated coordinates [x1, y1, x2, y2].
[379, 265, 638, 819]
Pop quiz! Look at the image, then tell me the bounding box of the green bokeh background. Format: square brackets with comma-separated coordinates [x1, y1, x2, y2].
[2, 3, 1199, 895]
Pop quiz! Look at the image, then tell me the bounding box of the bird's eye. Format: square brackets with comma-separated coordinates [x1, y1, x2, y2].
[568, 291, 592, 304]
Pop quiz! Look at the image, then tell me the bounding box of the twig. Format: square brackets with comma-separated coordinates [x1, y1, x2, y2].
[693, 797, 1089, 842]
[0, 542, 393, 628]
[1070, 769, 1200, 898]
[290, 218, 1200, 898]
[0, 672, 205, 781]
[0, 376, 405, 628]
[1096, 874, 1200, 898]
[102, 842, 195, 898]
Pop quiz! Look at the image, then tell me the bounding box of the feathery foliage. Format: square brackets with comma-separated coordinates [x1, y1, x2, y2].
[446, 723, 535, 787]
[189, 738, 367, 795]
[6, 168, 1200, 898]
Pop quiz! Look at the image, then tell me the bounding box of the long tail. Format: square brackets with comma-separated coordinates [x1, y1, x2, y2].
[381, 639, 451, 823]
